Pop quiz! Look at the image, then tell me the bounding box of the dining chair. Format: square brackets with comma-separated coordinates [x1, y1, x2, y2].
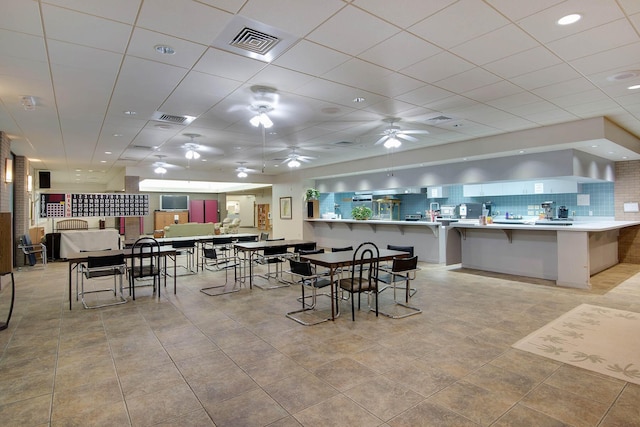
[381, 245, 416, 296]
[292, 242, 316, 259]
[170, 239, 196, 276]
[80, 253, 127, 309]
[200, 244, 240, 296]
[377, 255, 421, 318]
[255, 245, 290, 289]
[128, 237, 161, 300]
[286, 259, 333, 325]
[337, 242, 380, 321]
[18, 235, 47, 267]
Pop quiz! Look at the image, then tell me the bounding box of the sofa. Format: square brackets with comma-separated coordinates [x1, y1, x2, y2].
[163, 222, 217, 238]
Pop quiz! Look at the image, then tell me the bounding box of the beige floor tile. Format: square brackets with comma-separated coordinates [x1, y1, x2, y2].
[343, 375, 425, 421]
[293, 394, 383, 427]
[387, 400, 480, 427]
[262, 372, 339, 413]
[599, 383, 640, 426]
[51, 400, 131, 427]
[205, 388, 289, 427]
[492, 403, 570, 427]
[0, 394, 52, 427]
[462, 363, 539, 401]
[312, 357, 378, 392]
[126, 381, 203, 427]
[544, 364, 625, 405]
[521, 383, 610, 426]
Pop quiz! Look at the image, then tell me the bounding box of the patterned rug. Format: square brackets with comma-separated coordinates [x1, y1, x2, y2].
[513, 304, 640, 385]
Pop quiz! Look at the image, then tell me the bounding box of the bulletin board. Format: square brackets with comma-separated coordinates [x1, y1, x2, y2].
[40, 193, 149, 218]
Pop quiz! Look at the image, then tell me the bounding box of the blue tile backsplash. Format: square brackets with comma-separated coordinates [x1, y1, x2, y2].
[318, 182, 614, 219]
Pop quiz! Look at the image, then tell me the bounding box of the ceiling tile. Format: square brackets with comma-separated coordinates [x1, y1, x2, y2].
[249, 66, 316, 92]
[358, 31, 441, 71]
[395, 84, 454, 106]
[408, 0, 509, 49]
[274, 40, 350, 75]
[532, 78, 597, 99]
[435, 67, 502, 93]
[510, 63, 582, 90]
[546, 19, 639, 61]
[295, 78, 386, 108]
[323, 58, 392, 89]
[353, 0, 456, 28]
[619, 0, 640, 14]
[307, 5, 399, 56]
[160, 71, 242, 117]
[487, 92, 544, 110]
[239, 0, 345, 37]
[0, 0, 43, 36]
[127, 28, 208, 69]
[43, 0, 141, 24]
[451, 25, 538, 66]
[485, 0, 564, 21]
[196, 0, 247, 14]
[483, 46, 563, 79]
[137, 0, 232, 44]
[401, 51, 474, 83]
[463, 81, 524, 103]
[42, 4, 132, 53]
[194, 48, 267, 81]
[517, 0, 626, 43]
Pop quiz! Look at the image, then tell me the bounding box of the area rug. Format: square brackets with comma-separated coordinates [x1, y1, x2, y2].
[513, 304, 640, 385]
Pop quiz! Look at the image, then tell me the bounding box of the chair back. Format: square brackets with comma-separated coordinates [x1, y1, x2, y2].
[331, 246, 353, 252]
[289, 259, 313, 277]
[392, 255, 418, 273]
[387, 245, 414, 257]
[348, 242, 379, 290]
[130, 237, 160, 278]
[203, 247, 218, 260]
[294, 242, 316, 253]
[298, 248, 324, 256]
[172, 239, 195, 249]
[263, 245, 288, 256]
[88, 253, 125, 268]
[236, 235, 258, 242]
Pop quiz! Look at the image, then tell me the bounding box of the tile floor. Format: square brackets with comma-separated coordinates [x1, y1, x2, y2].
[1, 255, 640, 426]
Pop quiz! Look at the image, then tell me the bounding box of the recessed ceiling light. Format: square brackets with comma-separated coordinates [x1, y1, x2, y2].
[105, 151, 112, 155]
[113, 133, 123, 137]
[353, 97, 365, 103]
[557, 14, 581, 25]
[519, 150, 525, 154]
[591, 144, 598, 148]
[123, 110, 136, 115]
[154, 45, 175, 55]
[100, 160, 107, 163]
[628, 84, 640, 90]
[622, 156, 628, 159]
[608, 151, 614, 154]
[606, 70, 639, 82]
[75, 169, 82, 172]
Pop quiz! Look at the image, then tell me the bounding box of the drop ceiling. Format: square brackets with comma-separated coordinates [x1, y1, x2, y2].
[1, 0, 640, 188]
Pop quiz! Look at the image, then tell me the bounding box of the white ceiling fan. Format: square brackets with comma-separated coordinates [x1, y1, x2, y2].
[276, 148, 316, 168]
[375, 118, 430, 149]
[235, 161, 257, 178]
[151, 154, 182, 175]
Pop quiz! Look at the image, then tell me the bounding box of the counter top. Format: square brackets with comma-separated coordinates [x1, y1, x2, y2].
[451, 220, 640, 232]
[305, 218, 440, 226]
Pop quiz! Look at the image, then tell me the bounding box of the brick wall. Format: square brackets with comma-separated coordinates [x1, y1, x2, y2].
[615, 160, 640, 263]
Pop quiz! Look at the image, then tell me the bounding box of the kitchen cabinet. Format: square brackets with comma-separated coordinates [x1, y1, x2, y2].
[428, 186, 449, 198]
[464, 179, 579, 197]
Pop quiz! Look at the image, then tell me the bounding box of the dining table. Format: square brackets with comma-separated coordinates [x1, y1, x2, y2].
[233, 239, 315, 289]
[299, 248, 409, 320]
[66, 246, 177, 310]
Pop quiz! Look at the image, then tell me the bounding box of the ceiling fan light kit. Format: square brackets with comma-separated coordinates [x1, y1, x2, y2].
[185, 149, 200, 160]
[250, 110, 273, 128]
[288, 159, 301, 168]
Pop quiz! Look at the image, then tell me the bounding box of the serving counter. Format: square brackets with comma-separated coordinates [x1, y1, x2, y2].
[450, 221, 640, 289]
[304, 219, 461, 264]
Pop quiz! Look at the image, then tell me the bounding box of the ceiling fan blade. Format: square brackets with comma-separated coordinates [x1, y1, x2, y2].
[402, 129, 430, 135]
[375, 135, 388, 145]
[397, 134, 418, 142]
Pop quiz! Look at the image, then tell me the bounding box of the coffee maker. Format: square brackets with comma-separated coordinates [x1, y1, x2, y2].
[541, 201, 554, 220]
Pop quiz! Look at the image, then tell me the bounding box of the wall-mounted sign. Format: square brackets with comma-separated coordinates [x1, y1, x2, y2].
[40, 193, 149, 218]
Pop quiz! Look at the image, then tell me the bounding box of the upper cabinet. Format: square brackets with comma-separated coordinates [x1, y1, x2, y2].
[428, 186, 449, 198]
[463, 179, 578, 197]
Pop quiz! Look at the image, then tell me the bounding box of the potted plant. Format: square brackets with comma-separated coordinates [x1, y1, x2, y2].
[351, 205, 372, 220]
[305, 188, 320, 201]
[305, 188, 320, 218]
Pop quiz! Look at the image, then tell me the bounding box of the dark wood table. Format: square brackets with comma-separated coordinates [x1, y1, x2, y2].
[300, 248, 409, 320]
[233, 240, 314, 289]
[66, 247, 177, 310]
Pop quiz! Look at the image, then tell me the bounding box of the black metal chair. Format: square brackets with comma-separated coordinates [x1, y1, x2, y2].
[381, 245, 416, 296]
[377, 255, 421, 318]
[337, 242, 380, 321]
[331, 245, 353, 252]
[293, 242, 317, 259]
[170, 239, 196, 276]
[128, 237, 161, 300]
[200, 244, 240, 296]
[80, 253, 127, 309]
[286, 259, 333, 325]
[255, 244, 290, 289]
[18, 235, 47, 267]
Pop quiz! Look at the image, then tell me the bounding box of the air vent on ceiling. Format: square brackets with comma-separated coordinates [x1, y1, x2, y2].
[230, 27, 281, 55]
[212, 15, 298, 62]
[151, 111, 195, 125]
[129, 145, 156, 151]
[426, 115, 454, 124]
[334, 141, 354, 146]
